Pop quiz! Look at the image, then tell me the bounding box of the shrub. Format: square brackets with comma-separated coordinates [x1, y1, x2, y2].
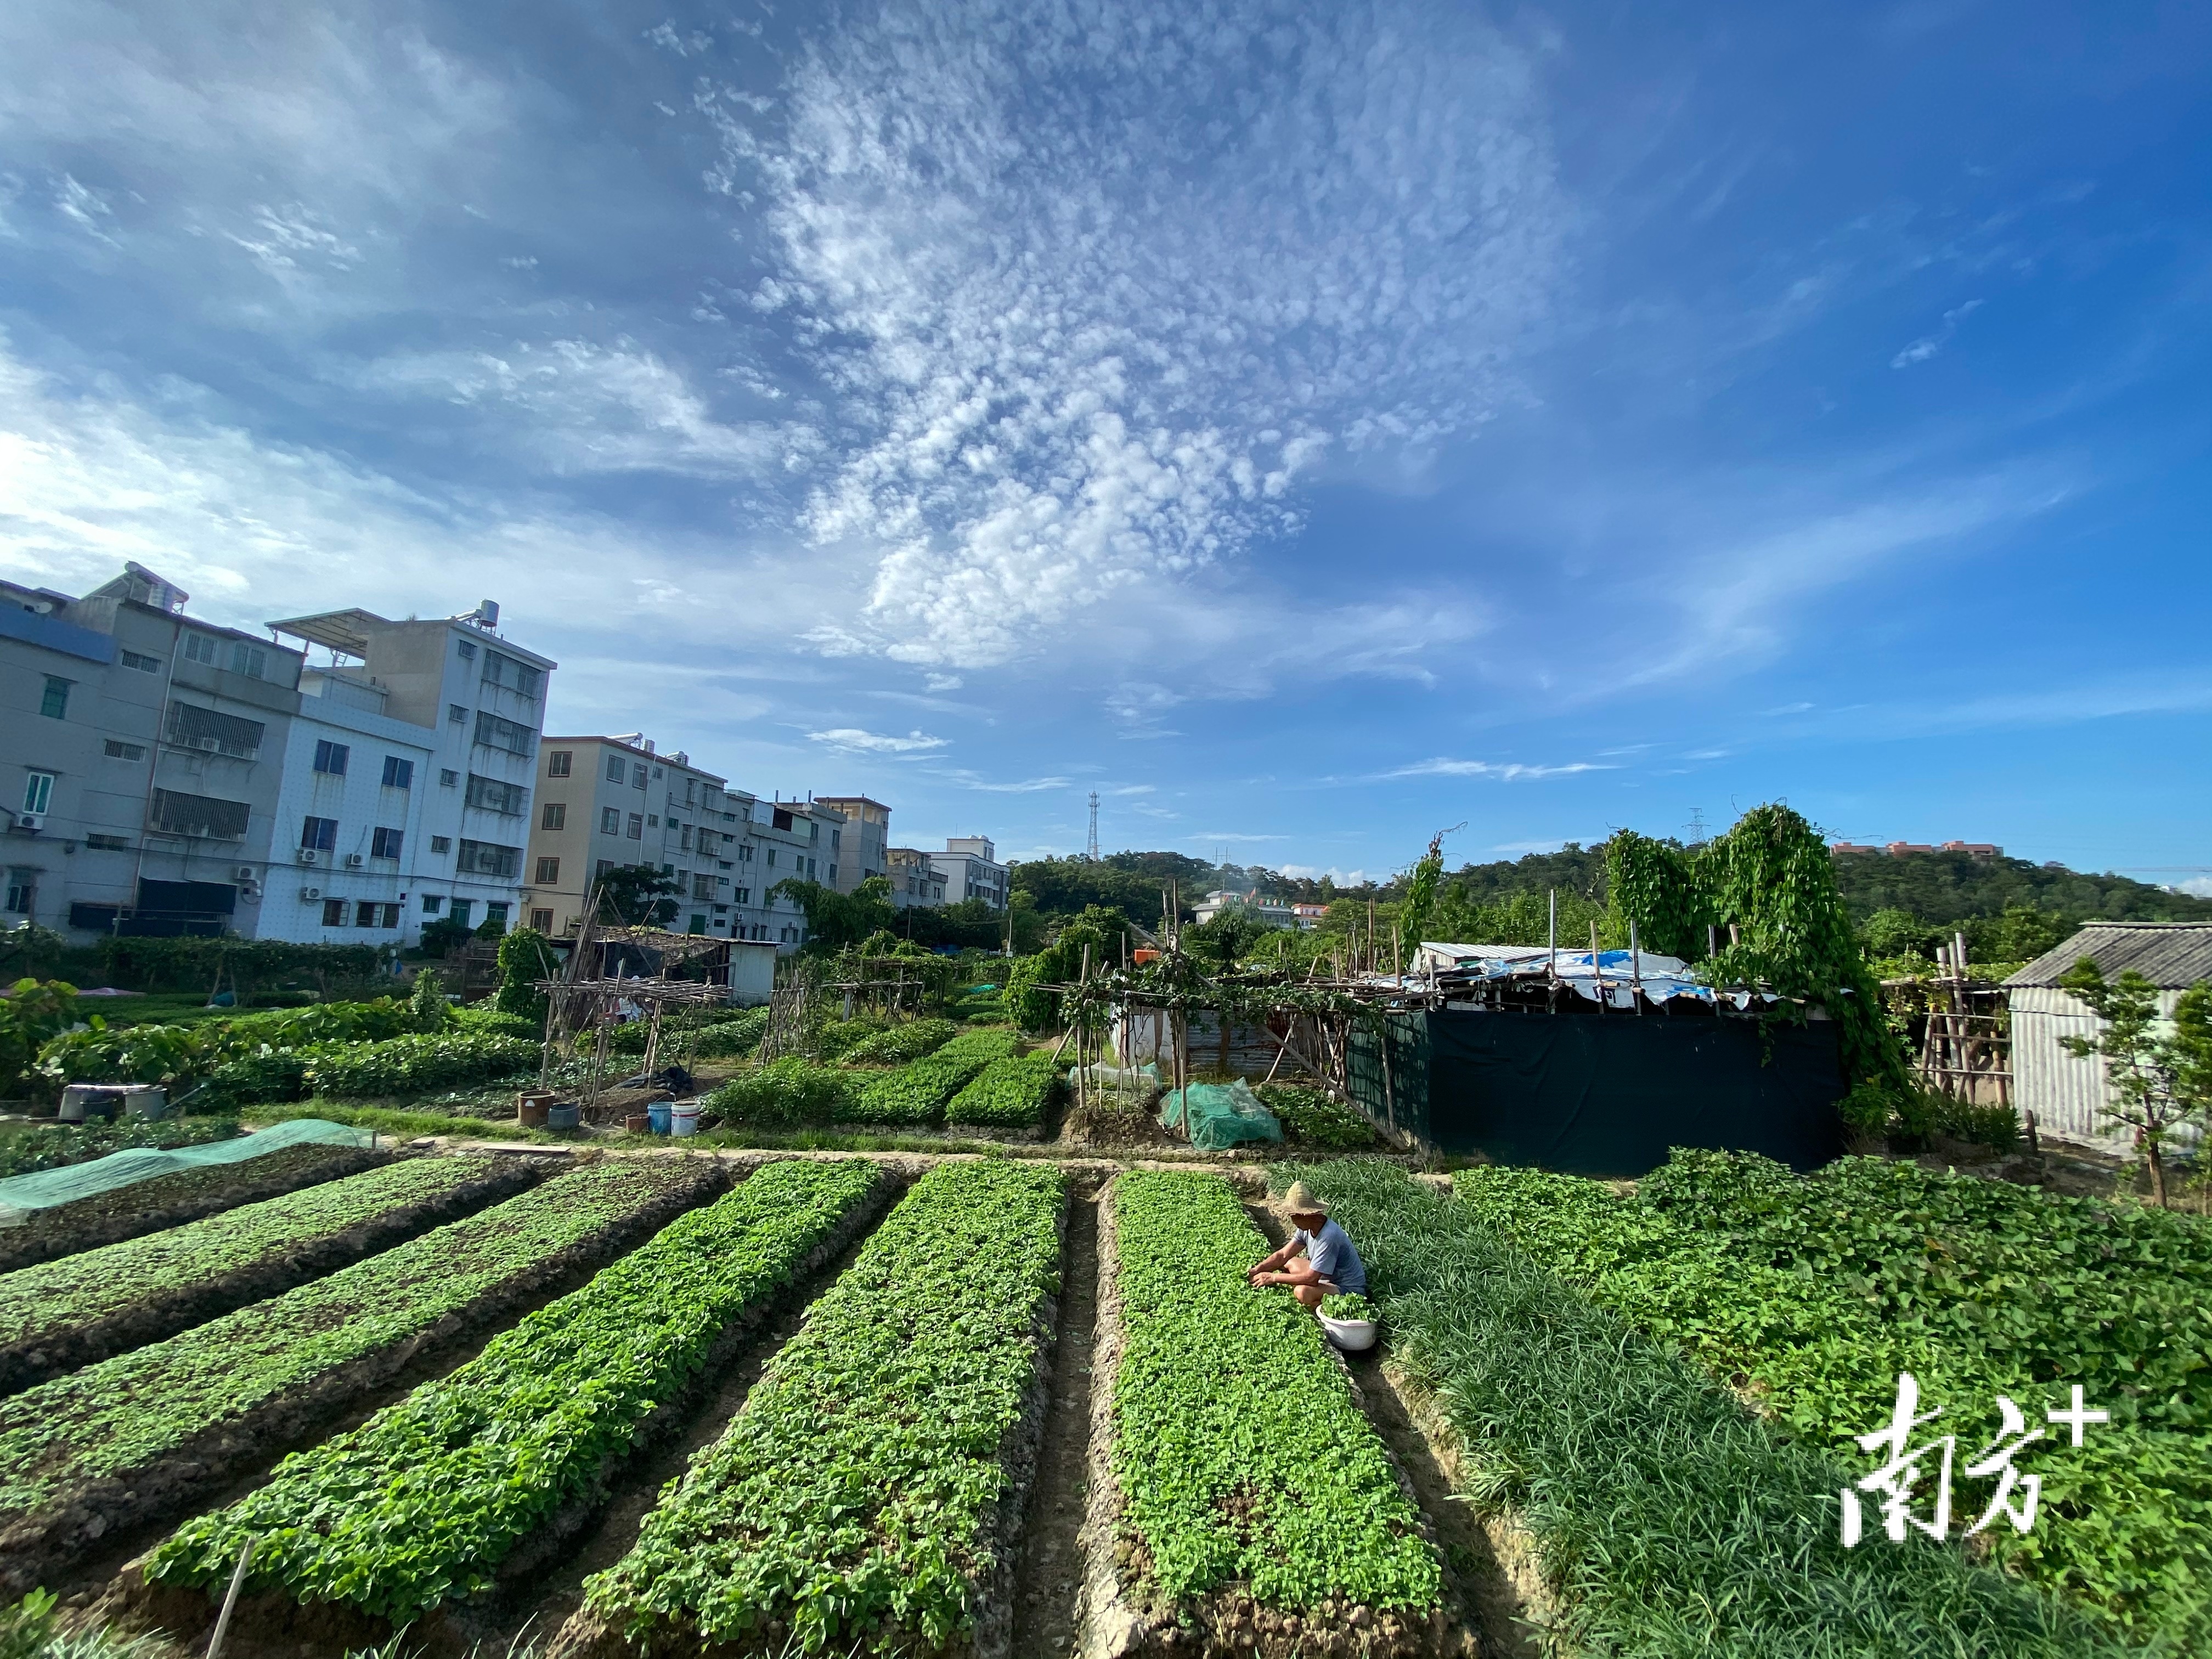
[0, 980, 79, 1098]
[839, 1017, 957, 1066]
[301, 1032, 539, 1099]
[452, 1006, 539, 1043]
[692, 1008, 769, 1059]
[36, 1022, 206, 1086]
[1256, 1084, 1380, 1150]
[812, 1015, 888, 1059]
[491, 929, 552, 1023]
[703, 1058, 861, 1128]
[198, 1051, 310, 1109]
[946, 1052, 1059, 1128]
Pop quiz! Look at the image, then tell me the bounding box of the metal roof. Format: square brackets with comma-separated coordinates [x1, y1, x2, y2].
[2004, 922, 2212, 989]
[267, 608, 387, 657]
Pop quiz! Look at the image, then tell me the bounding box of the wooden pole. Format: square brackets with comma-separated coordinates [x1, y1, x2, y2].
[205, 1534, 257, 1659]
[1629, 918, 1643, 1014]
[1590, 920, 1606, 1013]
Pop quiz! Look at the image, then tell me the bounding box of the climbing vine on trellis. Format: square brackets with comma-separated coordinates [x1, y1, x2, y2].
[1604, 807, 1907, 1089]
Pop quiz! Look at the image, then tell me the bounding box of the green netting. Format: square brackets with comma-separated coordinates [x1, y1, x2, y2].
[1160, 1079, 1283, 1153]
[0, 1119, 373, 1222]
[1076, 1060, 1160, 1111]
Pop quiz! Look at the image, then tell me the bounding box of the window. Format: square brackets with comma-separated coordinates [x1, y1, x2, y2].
[541, 801, 566, 831]
[183, 633, 217, 665]
[485, 901, 510, 926]
[627, 813, 644, 840]
[86, 833, 129, 850]
[356, 901, 398, 928]
[689, 915, 706, 935]
[765, 849, 776, 867]
[300, 816, 338, 851]
[431, 835, 452, 853]
[481, 651, 543, 698]
[600, 806, 621, 835]
[547, 749, 572, 777]
[439, 769, 459, 787]
[771, 807, 793, 831]
[120, 650, 161, 672]
[692, 873, 715, 900]
[371, 827, 404, 860]
[450, 899, 473, 926]
[228, 642, 267, 679]
[449, 704, 467, 724]
[680, 825, 692, 850]
[535, 856, 560, 884]
[739, 843, 753, 862]
[697, 828, 716, 856]
[647, 814, 659, 828]
[457, 640, 477, 661]
[455, 839, 521, 878]
[531, 908, 554, 932]
[323, 898, 347, 927]
[381, 756, 414, 789]
[40, 676, 70, 719]
[464, 773, 528, 815]
[150, 789, 249, 839]
[684, 779, 696, 806]
[606, 754, 627, 783]
[3, 875, 32, 915]
[103, 740, 146, 761]
[633, 763, 647, 789]
[421, 895, 444, 913]
[22, 772, 55, 816]
[313, 739, 349, 776]
[165, 702, 264, 758]
[472, 710, 535, 757]
[595, 859, 614, 878]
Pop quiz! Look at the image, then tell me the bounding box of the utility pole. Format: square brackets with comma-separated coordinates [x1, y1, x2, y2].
[1684, 806, 1708, 847]
[1087, 791, 1100, 861]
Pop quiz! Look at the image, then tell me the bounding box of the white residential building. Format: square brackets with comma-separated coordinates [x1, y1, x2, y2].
[931, 836, 1008, 911]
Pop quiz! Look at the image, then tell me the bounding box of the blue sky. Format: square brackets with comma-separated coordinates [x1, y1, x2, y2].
[3, 1, 2205, 886]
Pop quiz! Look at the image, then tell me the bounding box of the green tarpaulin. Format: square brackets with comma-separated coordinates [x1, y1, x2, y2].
[0, 1119, 374, 1223]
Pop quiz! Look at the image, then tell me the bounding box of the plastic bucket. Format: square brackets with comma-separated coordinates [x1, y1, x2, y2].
[670, 1101, 701, 1138]
[647, 1102, 673, 1135]
[546, 1103, 581, 1131]
[1318, 1314, 1378, 1352]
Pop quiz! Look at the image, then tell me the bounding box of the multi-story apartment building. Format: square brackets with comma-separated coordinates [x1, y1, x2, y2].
[0, 563, 556, 946]
[888, 845, 949, 909]
[932, 836, 1009, 910]
[5, 564, 308, 938]
[812, 795, 891, 894]
[521, 740, 840, 949]
[266, 604, 555, 943]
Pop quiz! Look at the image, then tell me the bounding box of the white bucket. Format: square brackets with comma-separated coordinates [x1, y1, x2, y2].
[670, 1100, 702, 1138]
[1318, 1314, 1378, 1352]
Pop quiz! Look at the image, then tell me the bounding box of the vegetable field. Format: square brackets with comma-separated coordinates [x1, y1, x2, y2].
[851, 1026, 1022, 1124]
[1458, 1151, 2212, 1651]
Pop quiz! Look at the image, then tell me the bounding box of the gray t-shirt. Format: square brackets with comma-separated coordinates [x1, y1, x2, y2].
[1294, 1218, 1367, 1296]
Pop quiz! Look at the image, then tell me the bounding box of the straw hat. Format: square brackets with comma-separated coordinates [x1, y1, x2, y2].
[1283, 1181, 1328, 1217]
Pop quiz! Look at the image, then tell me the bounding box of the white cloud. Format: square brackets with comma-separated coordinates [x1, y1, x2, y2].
[805, 727, 948, 754]
[710, 0, 1566, 667]
[1381, 759, 1607, 781]
[2172, 877, 2212, 899]
[1279, 864, 1369, 884]
[225, 203, 361, 277]
[1891, 297, 1983, 368]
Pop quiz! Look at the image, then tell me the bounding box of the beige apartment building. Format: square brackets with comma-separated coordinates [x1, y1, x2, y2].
[813, 795, 891, 894]
[522, 735, 841, 947]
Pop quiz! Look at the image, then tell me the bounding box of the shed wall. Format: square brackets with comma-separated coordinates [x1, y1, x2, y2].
[2010, 985, 2198, 1155]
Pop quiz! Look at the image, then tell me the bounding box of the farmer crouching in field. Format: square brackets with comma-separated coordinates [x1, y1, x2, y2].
[1248, 1180, 1367, 1311]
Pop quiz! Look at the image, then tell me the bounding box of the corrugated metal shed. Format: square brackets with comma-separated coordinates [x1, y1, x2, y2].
[2004, 921, 2212, 990]
[2005, 922, 2210, 1153]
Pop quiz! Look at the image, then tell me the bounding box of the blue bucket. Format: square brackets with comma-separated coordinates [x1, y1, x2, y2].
[647, 1102, 672, 1135]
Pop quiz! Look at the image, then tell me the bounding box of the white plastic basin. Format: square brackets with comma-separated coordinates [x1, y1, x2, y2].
[1318, 1313, 1378, 1351]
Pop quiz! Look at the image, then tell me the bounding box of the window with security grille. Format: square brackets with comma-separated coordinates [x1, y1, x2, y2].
[148, 789, 249, 839]
[183, 633, 217, 665]
[455, 838, 521, 878]
[692, 873, 715, 900]
[465, 773, 528, 815]
[103, 740, 147, 761]
[480, 651, 543, 699]
[227, 642, 267, 679]
[120, 650, 161, 672]
[165, 702, 264, 758]
[473, 710, 535, 756]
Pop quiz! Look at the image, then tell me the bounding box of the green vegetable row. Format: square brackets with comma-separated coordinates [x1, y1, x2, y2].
[0, 1158, 709, 1593]
[148, 1158, 888, 1623]
[853, 1026, 1021, 1124]
[1283, 1161, 2117, 1659]
[837, 1017, 957, 1066]
[946, 1051, 1059, 1128]
[579, 1160, 1065, 1654]
[1109, 1171, 1440, 1623]
[1459, 1150, 2212, 1649]
[0, 1155, 526, 1395]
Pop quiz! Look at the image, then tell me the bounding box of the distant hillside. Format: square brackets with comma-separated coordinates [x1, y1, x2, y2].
[1013, 844, 2211, 933]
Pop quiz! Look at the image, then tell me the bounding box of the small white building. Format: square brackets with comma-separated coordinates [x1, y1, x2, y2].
[931, 836, 1008, 910]
[2005, 921, 2212, 1153]
[1192, 888, 1300, 929]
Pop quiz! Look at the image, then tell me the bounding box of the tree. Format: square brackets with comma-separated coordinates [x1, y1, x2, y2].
[1862, 908, 1942, 963]
[2057, 960, 2211, 1207]
[591, 865, 684, 928]
[493, 928, 554, 1024]
[774, 876, 896, 955]
[1183, 909, 1273, 975]
[0, 978, 79, 1097]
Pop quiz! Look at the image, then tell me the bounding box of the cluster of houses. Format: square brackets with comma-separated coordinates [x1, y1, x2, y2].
[1, 562, 1007, 953]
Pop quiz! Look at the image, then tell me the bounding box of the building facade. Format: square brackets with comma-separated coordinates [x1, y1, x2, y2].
[888, 845, 949, 909]
[931, 836, 1008, 910]
[813, 796, 891, 894]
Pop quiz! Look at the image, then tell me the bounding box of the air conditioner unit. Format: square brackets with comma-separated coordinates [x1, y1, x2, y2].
[300, 886, 320, 901]
[15, 814, 43, 833]
[343, 853, 364, 868]
[234, 866, 256, 881]
[296, 849, 319, 865]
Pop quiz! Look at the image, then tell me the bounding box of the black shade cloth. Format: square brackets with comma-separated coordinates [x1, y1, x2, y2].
[1350, 1008, 1844, 1176]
